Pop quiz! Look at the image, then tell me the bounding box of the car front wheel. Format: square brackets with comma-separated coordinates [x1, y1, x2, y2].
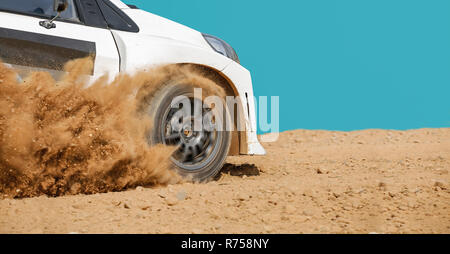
[144, 82, 231, 182]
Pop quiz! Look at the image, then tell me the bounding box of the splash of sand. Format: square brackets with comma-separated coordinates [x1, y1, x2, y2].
[0, 58, 224, 198]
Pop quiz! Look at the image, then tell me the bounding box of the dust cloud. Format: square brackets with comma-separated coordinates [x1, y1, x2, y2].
[0, 58, 223, 199]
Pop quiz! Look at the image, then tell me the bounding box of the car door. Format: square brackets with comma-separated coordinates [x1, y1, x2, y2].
[0, 0, 120, 80]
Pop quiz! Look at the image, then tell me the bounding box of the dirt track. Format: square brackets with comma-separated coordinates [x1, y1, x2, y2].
[0, 128, 449, 234]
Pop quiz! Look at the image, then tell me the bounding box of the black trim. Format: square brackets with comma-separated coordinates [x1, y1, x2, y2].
[95, 0, 139, 33]
[126, 4, 139, 9]
[75, 0, 108, 29]
[0, 27, 96, 73]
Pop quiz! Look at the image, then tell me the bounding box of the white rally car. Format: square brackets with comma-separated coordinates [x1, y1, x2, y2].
[0, 0, 265, 181]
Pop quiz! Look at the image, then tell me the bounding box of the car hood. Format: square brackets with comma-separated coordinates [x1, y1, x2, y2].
[122, 9, 212, 50]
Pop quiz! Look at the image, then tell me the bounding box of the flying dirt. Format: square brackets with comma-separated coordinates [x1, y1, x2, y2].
[0, 58, 223, 198]
[0, 59, 449, 234]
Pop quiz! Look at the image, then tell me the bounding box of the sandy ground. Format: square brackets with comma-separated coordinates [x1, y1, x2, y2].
[0, 128, 449, 234]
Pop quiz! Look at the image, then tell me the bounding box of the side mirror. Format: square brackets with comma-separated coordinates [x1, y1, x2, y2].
[53, 0, 68, 13]
[39, 0, 68, 29]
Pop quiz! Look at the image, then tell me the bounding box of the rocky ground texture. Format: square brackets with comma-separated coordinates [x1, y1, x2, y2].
[0, 128, 449, 234]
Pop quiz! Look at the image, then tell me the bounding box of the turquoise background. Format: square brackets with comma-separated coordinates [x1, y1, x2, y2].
[126, 0, 450, 133]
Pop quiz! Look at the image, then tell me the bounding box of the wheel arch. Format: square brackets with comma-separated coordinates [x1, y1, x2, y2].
[174, 63, 247, 156]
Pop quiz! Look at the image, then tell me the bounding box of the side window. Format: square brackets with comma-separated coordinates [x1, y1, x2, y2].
[0, 0, 80, 22]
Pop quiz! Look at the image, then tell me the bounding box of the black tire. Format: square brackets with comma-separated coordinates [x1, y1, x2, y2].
[144, 82, 231, 182]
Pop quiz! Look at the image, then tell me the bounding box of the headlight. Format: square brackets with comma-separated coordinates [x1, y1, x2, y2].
[202, 33, 240, 64]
